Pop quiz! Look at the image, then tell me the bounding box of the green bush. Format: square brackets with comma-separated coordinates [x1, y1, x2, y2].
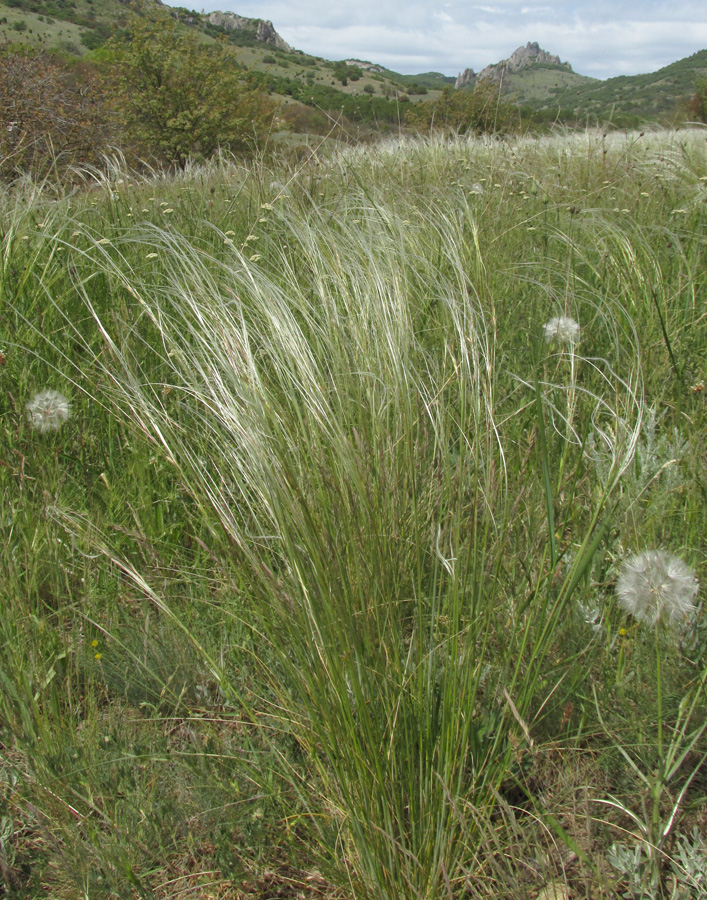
[108, 10, 276, 167]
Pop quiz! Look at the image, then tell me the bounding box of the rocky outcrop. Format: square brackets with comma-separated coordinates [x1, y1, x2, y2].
[256, 19, 292, 50]
[455, 67, 475, 89]
[206, 11, 292, 50]
[477, 42, 571, 83]
[345, 60, 385, 73]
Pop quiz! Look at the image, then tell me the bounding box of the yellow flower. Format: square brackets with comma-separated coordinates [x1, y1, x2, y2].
[91, 639, 99, 648]
[94, 652, 102, 660]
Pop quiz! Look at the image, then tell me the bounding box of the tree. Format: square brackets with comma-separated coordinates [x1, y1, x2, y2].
[406, 80, 516, 135]
[108, 11, 276, 167]
[686, 75, 707, 123]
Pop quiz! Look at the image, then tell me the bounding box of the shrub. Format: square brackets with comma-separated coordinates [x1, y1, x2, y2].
[406, 80, 516, 134]
[0, 49, 114, 180]
[108, 10, 276, 167]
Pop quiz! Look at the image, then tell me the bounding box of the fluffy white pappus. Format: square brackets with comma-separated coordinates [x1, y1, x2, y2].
[616, 550, 699, 627]
[544, 316, 580, 345]
[25, 389, 71, 433]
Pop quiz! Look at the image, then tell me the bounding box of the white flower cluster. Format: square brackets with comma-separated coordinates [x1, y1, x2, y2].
[544, 316, 580, 345]
[25, 389, 71, 433]
[616, 550, 698, 627]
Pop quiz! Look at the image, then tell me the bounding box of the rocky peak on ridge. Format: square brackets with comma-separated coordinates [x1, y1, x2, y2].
[457, 42, 571, 88]
[205, 11, 292, 50]
[455, 67, 475, 89]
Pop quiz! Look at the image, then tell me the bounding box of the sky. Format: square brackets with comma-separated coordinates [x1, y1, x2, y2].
[166, 0, 707, 80]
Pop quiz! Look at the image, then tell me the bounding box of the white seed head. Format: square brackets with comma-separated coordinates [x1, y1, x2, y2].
[616, 550, 698, 627]
[25, 389, 71, 433]
[544, 316, 580, 345]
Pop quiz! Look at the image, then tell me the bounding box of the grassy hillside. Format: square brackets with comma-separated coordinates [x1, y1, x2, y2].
[1, 127, 707, 898]
[0, 0, 424, 106]
[501, 62, 597, 105]
[539, 50, 707, 124]
[0, 0, 134, 55]
[2, 0, 705, 127]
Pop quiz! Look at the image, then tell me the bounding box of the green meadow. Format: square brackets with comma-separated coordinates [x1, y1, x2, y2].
[1, 129, 706, 899]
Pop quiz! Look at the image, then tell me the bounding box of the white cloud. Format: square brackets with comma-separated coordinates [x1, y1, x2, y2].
[174, 1, 707, 78]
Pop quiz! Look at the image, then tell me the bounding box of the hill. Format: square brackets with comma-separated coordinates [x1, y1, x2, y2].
[533, 49, 707, 125]
[0, 1, 705, 128]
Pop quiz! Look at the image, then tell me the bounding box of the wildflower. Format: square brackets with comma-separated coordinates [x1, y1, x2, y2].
[544, 316, 580, 345]
[616, 550, 698, 627]
[470, 183, 484, 195]
[146, 252, 158, 259]
[25, 389, 71, 433]
[163, 208, 174, 214]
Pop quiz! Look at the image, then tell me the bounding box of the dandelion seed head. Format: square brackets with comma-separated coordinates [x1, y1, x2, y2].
[544, 315, 580, 345]
[26, 389, 71, 433]
[616, 550, 698, 627]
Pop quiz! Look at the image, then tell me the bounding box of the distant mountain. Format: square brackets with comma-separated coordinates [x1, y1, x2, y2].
[454, 41, 707, 124]
[456, 41, 573, 87]
[0, 1, 704, 127]
[455, 42, 595, 106]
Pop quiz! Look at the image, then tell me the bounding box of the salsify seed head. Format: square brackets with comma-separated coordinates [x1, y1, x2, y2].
[544, 315, 580, 345]
[616, 550, 698, 627]
[25, 389, 71, 433]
